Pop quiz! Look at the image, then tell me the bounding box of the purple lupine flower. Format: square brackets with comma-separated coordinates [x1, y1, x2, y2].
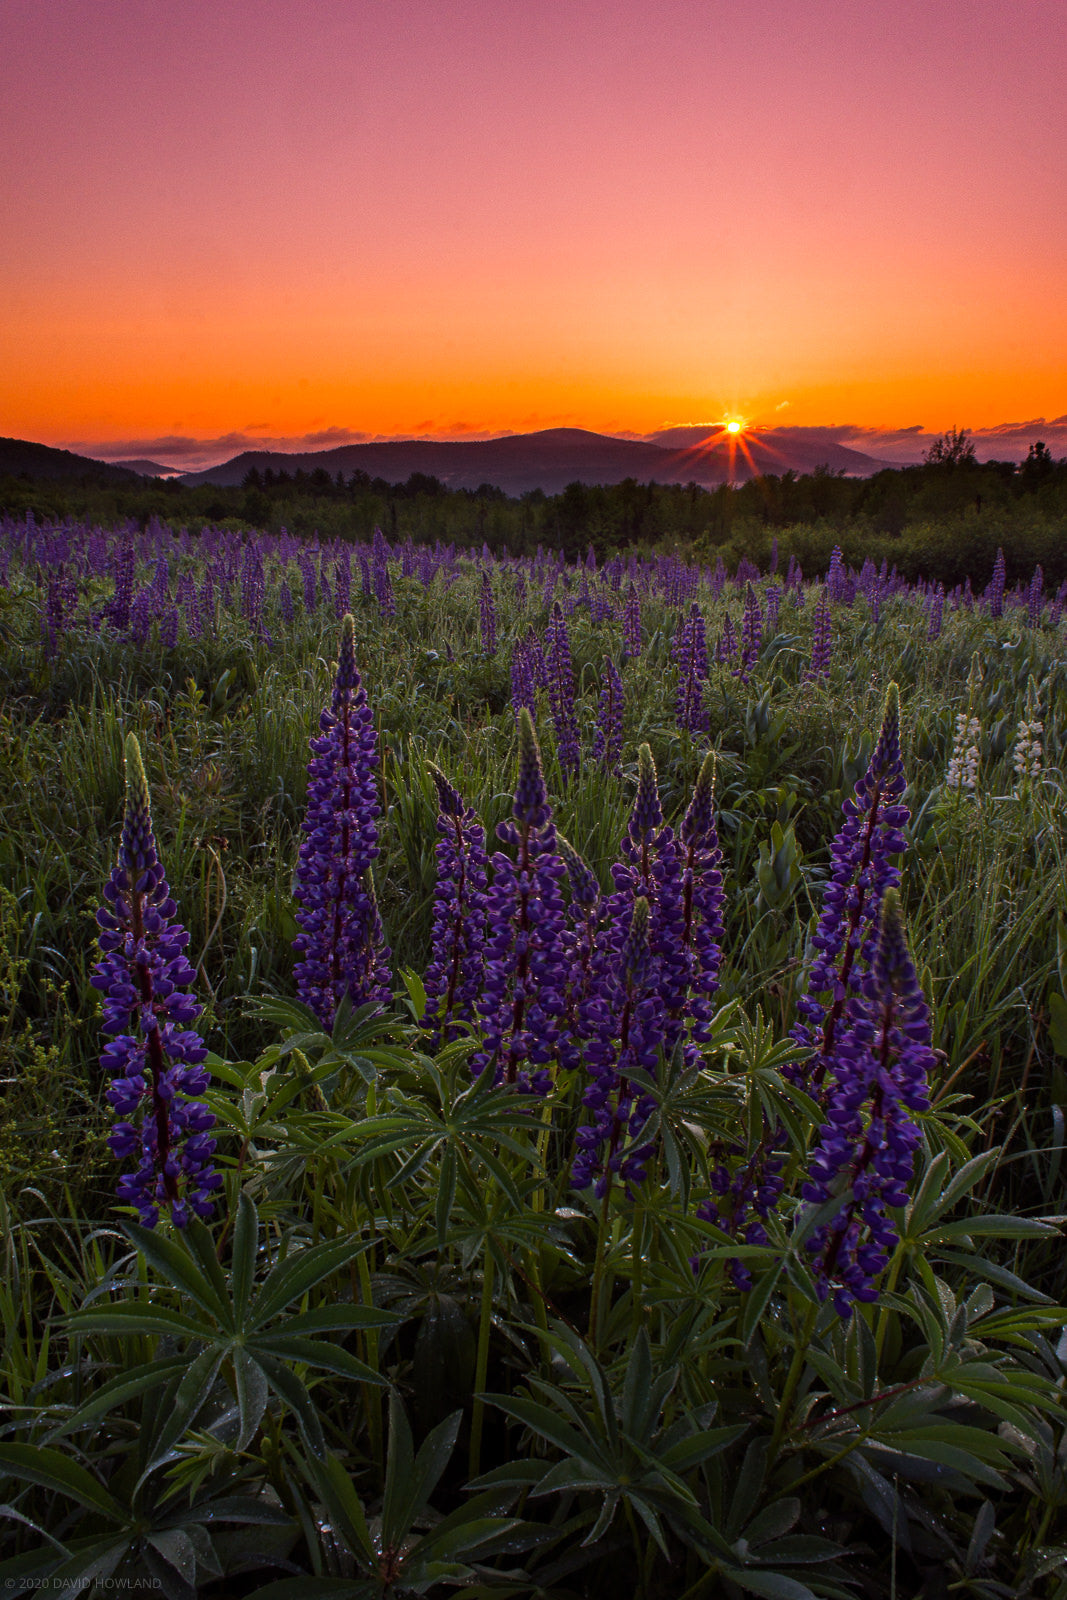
[593, 656, 624, 771]
[622, 583, 642, 659]
[129, 588, 154, 649]
[510, 639, 536, 722]
[737, 584, 763, 684]
[198, 573, 215, 633]
[372, 531, 395, 617]
[572, 896, 666, 1196]
[472, 709, 570, 1091]
[107, 539, 136, 632]
[159, 606, 180, 650]
[557, 832, 603, 1052]
[43, 566, 78, 658]
[675, 604, 710, 734]
[792, 683, 908, 1097]
[986, 547, 1006, 619]
[334, 552, 352, 617]
[525, 629, 550, 690]
[546, 602, 581, 783]
[241, 543, 265, 626]
[293, 614, 391, 1028]
[92, 734, 219, 1229]
[765, 583, 781, 634]
[806, 590, 832, 681]
[479, 570, 497, 657]
[151, 557, 170, 610]
[677, 752, 725, 1045]
[604, 745, 691, 1060]
[279, 580, 294, 626]
[420, 765, 488, 1047]
[715, 613, 737, 663]
[701, 1127, 788, 1291]
[801, 889, 933, 1317]
[1027, 565, 1044, 629]
[826, 546, 848, 603]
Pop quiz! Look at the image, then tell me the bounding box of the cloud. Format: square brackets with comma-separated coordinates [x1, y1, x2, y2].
[754, 419, 1067, 464]
[67, 426, 380, 472]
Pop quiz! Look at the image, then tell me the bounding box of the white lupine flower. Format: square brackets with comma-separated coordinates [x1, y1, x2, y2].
[946, 713, 981, 791]
[1013, 717, 1043, 782]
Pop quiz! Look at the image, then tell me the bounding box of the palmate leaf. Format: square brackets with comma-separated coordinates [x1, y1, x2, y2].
[62, 1196, 396, 1464]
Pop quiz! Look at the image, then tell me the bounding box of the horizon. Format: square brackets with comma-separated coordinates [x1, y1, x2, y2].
[3, 1, 1065, 469]
[60, 415, 1067, 476]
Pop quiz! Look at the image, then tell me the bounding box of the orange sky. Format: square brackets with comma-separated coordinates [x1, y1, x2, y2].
[2, 0, 1065, 459]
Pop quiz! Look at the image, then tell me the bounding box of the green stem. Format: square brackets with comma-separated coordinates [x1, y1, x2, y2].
[588, 1179, 613, 1351]
[469, 1245, 495, 1479]
[631, 1201, 645, 1341]
[768, 1301, 817, 1460]
[874, 1248, 904, 1361]
[356, 1249, 383, 1477]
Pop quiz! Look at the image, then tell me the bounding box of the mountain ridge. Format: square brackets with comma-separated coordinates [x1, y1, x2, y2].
[176, 426, 891, 494]
[0, 437, 145, 484]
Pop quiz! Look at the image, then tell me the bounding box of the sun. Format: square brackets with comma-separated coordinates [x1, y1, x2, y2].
[725, 418, 743, 434]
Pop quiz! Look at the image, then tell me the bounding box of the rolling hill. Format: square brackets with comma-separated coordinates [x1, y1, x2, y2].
[177, 426, 890, 495]
[0, 437, 144, 484]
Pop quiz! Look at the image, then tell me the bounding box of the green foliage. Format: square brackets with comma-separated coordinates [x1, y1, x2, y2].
[2, 527, 1067, 1594]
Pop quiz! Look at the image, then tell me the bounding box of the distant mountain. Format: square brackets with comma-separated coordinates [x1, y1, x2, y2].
[0, 437, 142, 484]
[179, 426, 889, 494]
[106, 458, 182, 477]
[646, 426, 895, 475]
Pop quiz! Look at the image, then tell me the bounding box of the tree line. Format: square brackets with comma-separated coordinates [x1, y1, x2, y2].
[2, 432, 1064, 588]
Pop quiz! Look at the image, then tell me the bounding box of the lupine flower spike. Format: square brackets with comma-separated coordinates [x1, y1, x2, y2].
[946, 652, 984, 793]
[421, 764, 488, 1046]
[593, 656, 624, 771]
[677, 751, 726, 1045]
[572, 896, 665, 1196]
[473, 709, 571, 1090]
[801, 889, 934, 1317]
[293, 614, 391, 1028]
[793, 683, 909, 1096]
[1013, 675, 1043, 794]
[93, 734, 219, 1228]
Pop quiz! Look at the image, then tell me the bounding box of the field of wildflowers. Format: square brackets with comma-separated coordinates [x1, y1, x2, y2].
[0, 515, 1065, 1597]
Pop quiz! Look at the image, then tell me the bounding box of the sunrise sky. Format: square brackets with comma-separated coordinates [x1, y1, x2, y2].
[3, 0, 1066, 468]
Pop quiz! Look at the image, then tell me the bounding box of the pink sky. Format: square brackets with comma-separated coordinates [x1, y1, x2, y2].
[2, 0, 1065, 459]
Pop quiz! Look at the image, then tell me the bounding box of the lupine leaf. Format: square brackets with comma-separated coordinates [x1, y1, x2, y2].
[0, 1445, 124, 1521]
[250, 1235, 369, 1328]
